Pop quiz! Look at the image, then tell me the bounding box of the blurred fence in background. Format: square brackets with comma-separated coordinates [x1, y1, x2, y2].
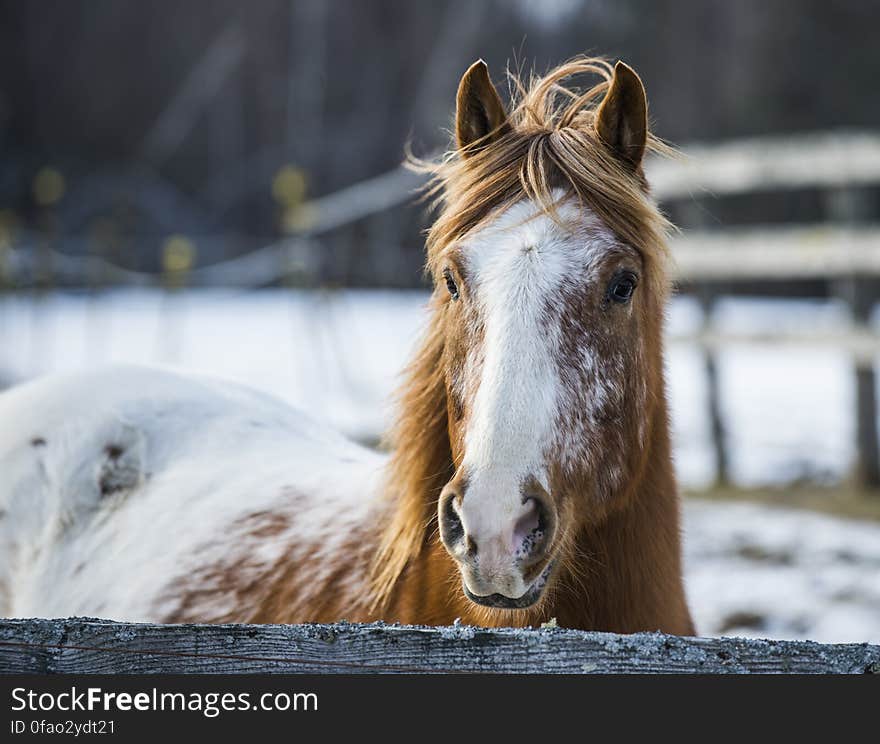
[2, 130, 880, 488]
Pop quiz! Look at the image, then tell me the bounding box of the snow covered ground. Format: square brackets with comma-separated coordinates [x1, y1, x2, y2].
[685, 500, 880, 643]
[0, 288, 877, 643]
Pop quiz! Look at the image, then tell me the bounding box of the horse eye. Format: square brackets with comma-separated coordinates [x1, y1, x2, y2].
[443, 268, 460, 300]
[608, 272, 638, 303]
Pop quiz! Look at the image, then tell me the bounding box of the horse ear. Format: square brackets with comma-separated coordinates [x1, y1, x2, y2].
[455, 60, 509, 157]
[595, 61, 648, 169]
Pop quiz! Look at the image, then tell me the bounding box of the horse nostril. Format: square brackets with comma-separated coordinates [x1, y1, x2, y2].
[440, 491, 465, 548]
[535, 496, 550, 534]
[515, 494, 554, 561]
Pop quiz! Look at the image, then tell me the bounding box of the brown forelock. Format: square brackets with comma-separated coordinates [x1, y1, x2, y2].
[415, 56, 673, 301]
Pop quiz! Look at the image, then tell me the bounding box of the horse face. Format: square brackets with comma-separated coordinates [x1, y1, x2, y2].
[436, 196, 652, 609]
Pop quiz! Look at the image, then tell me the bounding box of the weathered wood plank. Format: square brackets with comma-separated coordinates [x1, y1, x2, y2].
[289, 131, 880, 231]
[672, 226, 880, 281]
[0, 619, 877, 674]
[649, 130, 880, 200]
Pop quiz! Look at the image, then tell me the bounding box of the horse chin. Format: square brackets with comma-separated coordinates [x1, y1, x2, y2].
[462, 561, 555, 610]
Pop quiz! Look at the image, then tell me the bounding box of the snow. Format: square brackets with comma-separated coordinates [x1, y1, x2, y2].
[685, 499, 880, 644]
[0, 288, 878, 642]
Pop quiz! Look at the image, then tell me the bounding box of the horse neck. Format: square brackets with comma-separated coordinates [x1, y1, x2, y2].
[551, 394, 694, 634]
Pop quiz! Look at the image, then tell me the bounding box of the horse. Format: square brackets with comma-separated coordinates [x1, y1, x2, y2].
[0, 57, 694, 635]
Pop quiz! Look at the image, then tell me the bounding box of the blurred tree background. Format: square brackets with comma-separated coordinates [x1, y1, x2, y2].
[0, 0, 878, 286]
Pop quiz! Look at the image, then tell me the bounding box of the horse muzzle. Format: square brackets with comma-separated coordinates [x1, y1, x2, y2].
[438, 469, 559, 610]
[461, 560, 556, 609]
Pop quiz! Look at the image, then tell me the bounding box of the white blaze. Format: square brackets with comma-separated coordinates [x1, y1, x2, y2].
[454, 195, 617, 596]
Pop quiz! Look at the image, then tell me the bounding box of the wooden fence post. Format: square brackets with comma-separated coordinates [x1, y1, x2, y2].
[835, 275, 880, 487]
[827, 186, 878, 488]
[698, 289, 728, 485]
[679, 196, 729, 486]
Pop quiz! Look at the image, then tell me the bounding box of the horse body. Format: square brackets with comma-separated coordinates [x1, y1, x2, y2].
[0, 366, 385, 623]
[0, 56, 696, 634]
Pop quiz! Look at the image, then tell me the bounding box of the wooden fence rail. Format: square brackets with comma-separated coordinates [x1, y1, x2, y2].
[673, 226, 880, 281]
[287, 130, 880, 233]
[0, 619, 877, 674]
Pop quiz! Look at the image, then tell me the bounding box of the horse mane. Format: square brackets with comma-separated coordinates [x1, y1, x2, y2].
[369, 56, 675, 611]
[368, 291, 453, 610]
